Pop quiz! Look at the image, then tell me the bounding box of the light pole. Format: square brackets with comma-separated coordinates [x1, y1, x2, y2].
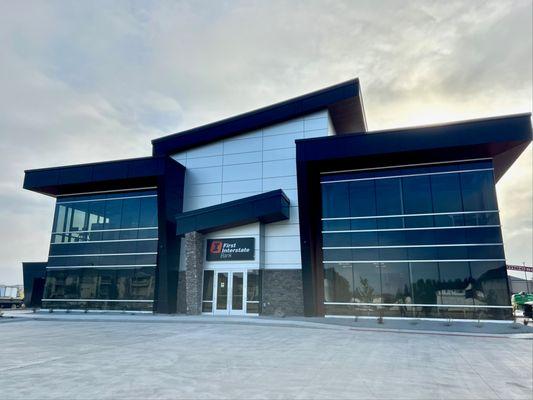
[524, 262, 530, 293]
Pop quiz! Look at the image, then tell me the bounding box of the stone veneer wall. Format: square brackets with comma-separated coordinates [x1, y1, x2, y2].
[176, 270, 187, 313]
[261, 269, 304, 316]
[181, 231, 204, 315]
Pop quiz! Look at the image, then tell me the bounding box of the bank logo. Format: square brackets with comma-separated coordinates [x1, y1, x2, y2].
[209, 241, 223, 254]
[206, 238, 255, 261]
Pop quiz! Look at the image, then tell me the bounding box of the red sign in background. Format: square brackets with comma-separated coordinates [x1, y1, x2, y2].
[507, 264, 533, 273]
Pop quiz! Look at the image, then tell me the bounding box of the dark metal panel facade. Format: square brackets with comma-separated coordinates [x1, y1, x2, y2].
[296, 113, 532, 316]
[22, 262, 47, 308]
[23, 156, 166, 197]
[154, 158, 186, 314]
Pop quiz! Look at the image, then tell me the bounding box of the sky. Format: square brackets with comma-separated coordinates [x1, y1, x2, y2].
[0, 0, 531, 285]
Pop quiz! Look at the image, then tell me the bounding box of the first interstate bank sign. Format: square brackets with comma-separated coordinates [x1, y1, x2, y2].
[206, 238, 255, 261]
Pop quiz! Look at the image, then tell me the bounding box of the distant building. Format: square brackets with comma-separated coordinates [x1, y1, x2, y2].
[508, 275, 533, 294]
[21, 79, 532, 320]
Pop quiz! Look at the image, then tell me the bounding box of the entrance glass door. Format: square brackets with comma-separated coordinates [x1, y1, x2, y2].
[202, 269, 261, 316]
[232, 272, 244, 312]
[210, 271, 246, 316]
[215, 272, 229, 312]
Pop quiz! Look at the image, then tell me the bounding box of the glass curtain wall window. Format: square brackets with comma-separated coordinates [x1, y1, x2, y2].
[43, 189, 158, 311]
[321, 160, 511, 319]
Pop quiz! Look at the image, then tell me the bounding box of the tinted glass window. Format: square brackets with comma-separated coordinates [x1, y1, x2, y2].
[410, 262, 440, 304]
[438, 262, 473, 305]
[322, 220, 351, 231]
[352, 263, 381, 303]
[104, 200, 122, 229]
[88, 201, 106, 231]
[380, 262, 411, 303]
[247, 270, 260, 302]
[116, 269, 133, 300]
[431, 173, 463, 213]
[131, 268, 156, 299]
[96, 270, 116, 299]
[402, 176, 433, 214]
[202, 270, 214, 312]
[53, 205, 67, 233]
[322, 183, 350, 218]
[349, 180, 376, 217]
[139, 197, 158, 227]
[79, 269, 98, 298]
[70, 203, 88, 232]
[321, 161, 509, 316]
[463, 212, 499, 226]
[351, 232, 378, 246]
[351, 219, 378, 230]
[121, 198, 140, 229]
[324, 264, 354, 302]
[434, 213, 464, 227]
[46, 190, 159, 307]
[461, 170, 497, 211]
[322, 233, 350, 247]
[375, 178, 402, 215]
[44, 269, 81, 299]
[470, 262, 509, 306]
[404, 215, 433, 229]
[377, 217, 403, 229]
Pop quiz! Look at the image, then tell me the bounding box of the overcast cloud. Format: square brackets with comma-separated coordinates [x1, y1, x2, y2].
[0, 0, 531, 284]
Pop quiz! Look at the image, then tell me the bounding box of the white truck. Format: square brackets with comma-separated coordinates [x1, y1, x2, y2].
[0, 285, 23, 308]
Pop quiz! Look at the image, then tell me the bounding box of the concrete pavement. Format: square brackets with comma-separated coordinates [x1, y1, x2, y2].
[1, 312, 532, 399]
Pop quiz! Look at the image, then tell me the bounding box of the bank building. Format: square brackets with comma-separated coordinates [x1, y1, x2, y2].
[22, 79, 532, 320]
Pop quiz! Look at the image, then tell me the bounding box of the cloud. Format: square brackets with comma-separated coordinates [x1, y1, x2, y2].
[0, 0, 531, 284]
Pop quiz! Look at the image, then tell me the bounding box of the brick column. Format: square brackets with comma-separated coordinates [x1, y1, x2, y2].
[184, 231, 204, 315]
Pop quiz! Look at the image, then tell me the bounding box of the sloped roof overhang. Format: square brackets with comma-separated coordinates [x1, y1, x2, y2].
[152, 79, 366, 157]
[296, 113, 532, 181]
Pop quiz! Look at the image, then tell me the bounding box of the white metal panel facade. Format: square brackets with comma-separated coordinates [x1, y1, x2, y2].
[172, 110, 332, 270]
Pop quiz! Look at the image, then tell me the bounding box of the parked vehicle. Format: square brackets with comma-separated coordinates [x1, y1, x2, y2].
[0, 285, 23, 309]
[524, 302, 533, 318]
[511, 292, 533, 309]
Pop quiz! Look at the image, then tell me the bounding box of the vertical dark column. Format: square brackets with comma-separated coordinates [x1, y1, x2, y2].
[296, 149, 325, 316]
[155, 157, 185, 314]
[22, 262, 47, 308]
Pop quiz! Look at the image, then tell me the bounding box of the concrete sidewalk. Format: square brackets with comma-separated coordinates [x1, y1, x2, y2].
[2, 309, 533, 339]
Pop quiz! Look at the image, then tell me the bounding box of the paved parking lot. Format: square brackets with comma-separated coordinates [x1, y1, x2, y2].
[1, 316, 532, 399]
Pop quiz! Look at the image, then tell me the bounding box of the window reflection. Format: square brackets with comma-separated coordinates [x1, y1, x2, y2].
[52, 190, 157, 234]
[410, 262, 439, 304]
[470, 262, 509, 306]
[461, 171, 498, 211]
[324, 264, 353, 302]
[246, 270, 261, 314]
[44, 268, 156, 302]
[321, 161, 511, 318]
[379, 262, 411, 304]
[353, 263, 381, 303]
[202, 270, 214, 312]
[44, 190, 158, 310]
